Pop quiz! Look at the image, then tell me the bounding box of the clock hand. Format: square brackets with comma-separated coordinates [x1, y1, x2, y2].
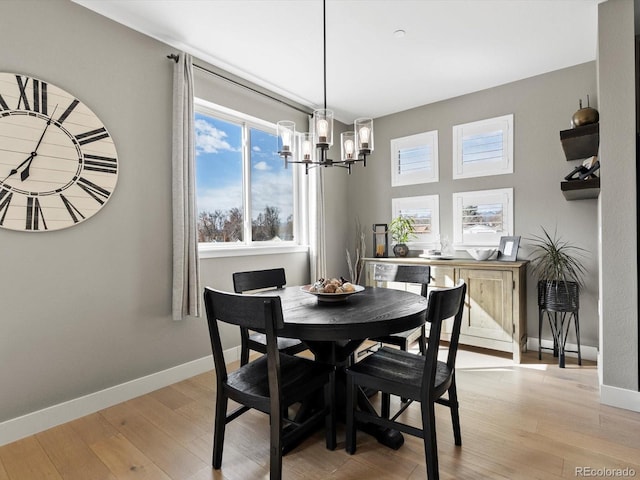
[0, 153, 34, 183]
[16, 105, 58, 182]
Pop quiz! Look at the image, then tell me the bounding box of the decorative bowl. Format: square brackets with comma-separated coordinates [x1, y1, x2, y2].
[467, 248, 496, 261]
[300, 284, 365, 302]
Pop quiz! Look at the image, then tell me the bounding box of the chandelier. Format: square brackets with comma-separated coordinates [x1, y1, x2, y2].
[277, 0, 374, 174]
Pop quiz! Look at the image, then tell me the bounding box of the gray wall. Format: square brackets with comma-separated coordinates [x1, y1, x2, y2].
[0, 0, 313, 423]
[346, 62, 600, 349]
[598, 0, 638, 391]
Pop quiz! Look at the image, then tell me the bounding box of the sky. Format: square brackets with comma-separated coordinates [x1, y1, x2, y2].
[194, 112, 293, 222]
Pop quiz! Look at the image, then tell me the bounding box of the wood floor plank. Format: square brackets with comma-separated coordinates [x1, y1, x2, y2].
[35, 423, 116, 480]
[90, 433, 172, 480]
[0, 436, 63, 480]
[101, 401, 207, 479]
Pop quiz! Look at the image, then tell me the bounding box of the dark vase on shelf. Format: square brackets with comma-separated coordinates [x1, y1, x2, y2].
[392, 243, 409, 257]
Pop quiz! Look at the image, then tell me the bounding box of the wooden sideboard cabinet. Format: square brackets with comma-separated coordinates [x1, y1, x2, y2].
[362, 257, 528, 363]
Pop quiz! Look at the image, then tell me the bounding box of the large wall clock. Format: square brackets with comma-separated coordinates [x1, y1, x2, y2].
[0, 72, 118, 232]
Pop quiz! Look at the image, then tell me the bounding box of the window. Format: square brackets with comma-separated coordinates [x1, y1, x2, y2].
[453, 114, 513, 179]
[452, 188, 513, 247]
[391, 131, 439, 186]
[194, 99, 299, 250]
[392, 195, 440, 247]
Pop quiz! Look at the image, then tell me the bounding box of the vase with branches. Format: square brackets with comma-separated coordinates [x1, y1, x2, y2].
[346, 218, 366, 284]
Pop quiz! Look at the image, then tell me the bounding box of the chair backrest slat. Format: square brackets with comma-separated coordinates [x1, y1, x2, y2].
[233, 268, 286, 293]
[421, 281, 466, 396]
[374, 264, 430, 296]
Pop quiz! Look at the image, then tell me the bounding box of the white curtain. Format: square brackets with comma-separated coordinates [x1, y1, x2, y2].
[309, 118, 327, 282]
[171, 52, 200, 320]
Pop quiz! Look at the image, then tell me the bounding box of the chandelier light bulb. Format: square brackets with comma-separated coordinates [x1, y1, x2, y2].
[358, 126, 370, 148]
[277, 120, 296, 157]
[317, 119, 329, 143]
[345, 139, 354, 158]
[302, 138, 313, 161]
[281, 129, 292, 151]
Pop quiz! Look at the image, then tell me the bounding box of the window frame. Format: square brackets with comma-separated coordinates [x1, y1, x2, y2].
[452, 114, 514, 179]
[391, 195, 440, 249]
[390, 130, 439, 186]
[452, 188, 514, 248]
[194, 98, 305, 256]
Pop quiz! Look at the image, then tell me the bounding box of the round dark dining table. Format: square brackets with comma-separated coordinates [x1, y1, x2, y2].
[265, 285, 429, 449]
[275, 285, 427, 344]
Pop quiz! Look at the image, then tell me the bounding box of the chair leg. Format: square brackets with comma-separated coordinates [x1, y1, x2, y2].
[381, 392, 391, 419]
[212, 393, 228, 468]
[422, 400, 439, 480]
[325, 371, 337, 450]
[448, 376, 462, 446]
[270, 399, 283, 480]
[345, 375, 357, 455]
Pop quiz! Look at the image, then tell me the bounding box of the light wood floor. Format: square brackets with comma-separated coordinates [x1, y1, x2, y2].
[1, 347, 639, 480]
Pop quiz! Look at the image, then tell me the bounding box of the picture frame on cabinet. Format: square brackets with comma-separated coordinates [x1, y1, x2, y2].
[498, 235, 520, 261]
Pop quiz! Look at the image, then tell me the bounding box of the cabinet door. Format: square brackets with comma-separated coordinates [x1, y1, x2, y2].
[458, 268, 513, 343]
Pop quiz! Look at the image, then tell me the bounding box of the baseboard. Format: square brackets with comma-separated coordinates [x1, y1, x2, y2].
[600, 383, 640, 412]
[0, 346, 240, 447]
[526, 337, 598, 362]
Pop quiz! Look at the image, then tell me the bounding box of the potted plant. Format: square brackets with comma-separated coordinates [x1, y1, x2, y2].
[528, 226, 587, 363]
[389, 215, 416, 257]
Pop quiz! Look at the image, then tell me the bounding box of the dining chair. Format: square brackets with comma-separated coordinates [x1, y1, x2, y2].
[369, 263, 432, 354]
[233, 268, 308, 365]
[345, 281, 467, 480]
[203, 287, 336, 480]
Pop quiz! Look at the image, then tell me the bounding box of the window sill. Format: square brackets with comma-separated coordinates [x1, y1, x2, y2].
[199, 244, 309, 259]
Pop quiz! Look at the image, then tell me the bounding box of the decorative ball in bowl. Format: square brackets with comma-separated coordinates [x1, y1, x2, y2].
[467, 248, 496, 261]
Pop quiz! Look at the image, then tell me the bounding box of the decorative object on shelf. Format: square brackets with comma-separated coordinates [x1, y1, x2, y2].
[389, 215, 416, 257]
[528, 227, 587, 368]
[346, 218, 366, 284]
[467, 248, 496, 261]
[564, 156, 600, 181]
[497, 235, 521, 261]
[0, 72, 118, 232]
[372, 224, 388, 258]
[571, 95, 599, 127]
[276, 0, 373, 175]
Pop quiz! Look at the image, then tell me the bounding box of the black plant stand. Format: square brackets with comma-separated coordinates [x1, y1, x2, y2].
[538, 281, 582, 368]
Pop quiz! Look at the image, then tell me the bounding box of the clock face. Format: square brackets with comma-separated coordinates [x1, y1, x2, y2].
[0, 72, 118, 232]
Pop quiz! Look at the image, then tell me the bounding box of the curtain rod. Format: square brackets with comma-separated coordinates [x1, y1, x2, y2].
[167, 54, 311, 116]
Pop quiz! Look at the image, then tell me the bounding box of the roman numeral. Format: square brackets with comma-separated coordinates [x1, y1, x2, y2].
[16, 75, 48, 114]
[0, 189, 13, 225]
[26, 197, 47, 231]
[60, 193, 85, 224]
[76, 127, 109, 145]
[57, 99, 79, 125]
[77, 177, 111, 205]
[83, 154, 117, 174]
[0, 94, 8, 111]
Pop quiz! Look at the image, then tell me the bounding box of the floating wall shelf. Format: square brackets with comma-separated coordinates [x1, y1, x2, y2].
[560, 123, 599, 161]
[561, 177, 600, 200]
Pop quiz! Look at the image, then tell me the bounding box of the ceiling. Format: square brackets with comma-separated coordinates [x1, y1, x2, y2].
[72, 0, 602, 123]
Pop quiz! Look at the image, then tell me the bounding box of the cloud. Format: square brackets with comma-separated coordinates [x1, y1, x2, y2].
[254, 161, 270, 171]
[252, 146, 261, 152]
[194, 118, 236, 154]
